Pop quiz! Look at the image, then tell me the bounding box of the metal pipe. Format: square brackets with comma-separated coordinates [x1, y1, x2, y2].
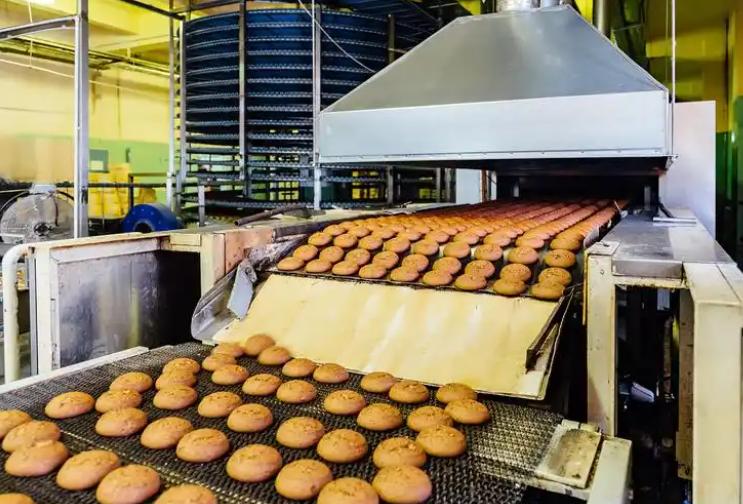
[73, 0, 89, 238]
[166, 0, 176, 209]
[177, 20, 188, 213]
[2, 244, 31, 384]
[311, 2, 322, 211]
[670, 0, 676, 156]
[593, 0, 610, 37]
[238, 0, 249, 198]
[0, 16, 75, 41]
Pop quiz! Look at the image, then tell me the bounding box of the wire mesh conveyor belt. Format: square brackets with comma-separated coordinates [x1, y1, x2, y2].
[0, 343, 562, 503]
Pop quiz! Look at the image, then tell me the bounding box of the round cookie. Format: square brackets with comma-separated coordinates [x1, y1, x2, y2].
[493, 278, 527, 296]
[358, 264, 387, 279]
[349, 226, 371, 238]
[44, 391, 94, 419]
[0, 494, 33, 504]
[416, 425, 466, 457]
[96, 408, 148, 437]
[324, 224, 345, 237]
[319, 246, 346, 263]
[317, 429, 368, 463]
[324, 390, 366, 416]
[474, 244, 503, 262]
[515, 236, 545, 249]
[544, 249, 577, 268]
[484, 233, 511, 247]
[444, 399, 491, 425]
[346, 249, 372, 266]
[318, 477, 379, 504]
[332, 260, 359, 276]
[282, 358, 317, 378]
[421, 270, 453, 287]
[0, 411, 31, 440]
[357, 403, 403, 431]
[96, 465, 160, 504]
[153, 385, 197, 410]
[372, 251, 399, 269]
[465, 259, 496, 279]
[358, 236, 383, 252]
[257, 345, 292, 366]
[155, 485, 216, 504]
[176, 429, 230, 462]
[242, 334, 275, 356]
[140, 416, 193, 449]
[156, 370, 197, 390]
[411, 239, 439, 257]
[56, 450, 120, 490]
[227, 403, 273, 433]
[163, 357, 200, 375]
[96, 389, 142, 413]
[5, 440, 68, 477]
[305, 259, 333, 273]
[390, 266, 419, 283]
[276, 417, 325, 448]
[550, 236, 582, 251]
[538, 267, 572, 286]
[442, 242, 470, 260]
[360, 372, 397, 393]
[110, 372, 153, 393]
[406, 406, 453, 432]
[212, 342, 244, 358]
[530, 281, 566, 301]
[293, 244, 319, 262]
[202, 353, 236, 372]
[334, 233, 358, 249]
[432, 257, 462, 275]
[276, 379, 317, 404]
[499, 263, 532, 282]
[313, 363, 350, 384]
[3, 421, 60, 452]
[436, 383, 477, 403]
[508, 246, 540, 265]
[226, 444, 283, 483]
[308, 232, 333, 247]
[425, 229, 449, 244]
[389, 380, 429, 404]
[242, 373, 282, 396]
[453, 231, 479, 245]
[275, 459, 332, 500]
[197, 391, 242, 418]
[211, 364, 249, 385]
[383, 237, 411, 254]
[454, 273, 487, 291]
[277, 257, 304, 271]
[373, 437, 427, 468]
[401, 254, 429, 273]
[372, 466, 432, 504]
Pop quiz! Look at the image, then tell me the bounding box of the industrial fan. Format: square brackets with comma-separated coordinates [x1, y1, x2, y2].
[0, 185, 74, 244]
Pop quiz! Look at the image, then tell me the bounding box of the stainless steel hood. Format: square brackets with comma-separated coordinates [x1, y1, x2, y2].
[318, 6, 671, 165]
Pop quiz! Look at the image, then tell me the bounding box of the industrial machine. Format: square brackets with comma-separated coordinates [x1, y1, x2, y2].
[0, 184, 74, 246]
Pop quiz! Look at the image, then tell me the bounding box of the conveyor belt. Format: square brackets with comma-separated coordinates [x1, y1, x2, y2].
[0, 343, 561, 503]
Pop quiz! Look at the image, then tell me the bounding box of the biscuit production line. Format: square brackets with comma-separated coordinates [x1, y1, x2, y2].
[0, 3, 742, 504]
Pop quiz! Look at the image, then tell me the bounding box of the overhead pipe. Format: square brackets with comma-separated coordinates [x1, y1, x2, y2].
[593, 0, 610, 37]
[2, 244, 31, 384]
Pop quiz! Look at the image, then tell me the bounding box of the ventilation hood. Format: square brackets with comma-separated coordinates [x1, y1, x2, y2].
[318, 6, 671, 166]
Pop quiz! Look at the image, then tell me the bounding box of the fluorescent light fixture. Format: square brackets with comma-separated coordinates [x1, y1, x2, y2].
[28, 0, 56, 5]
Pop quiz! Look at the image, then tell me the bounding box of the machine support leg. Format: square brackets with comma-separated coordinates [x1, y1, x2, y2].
[73, 0, 89, 238]
[311, 3, 322, 210]
[166, 0, 176, 210]
[676, 289, 693, 479]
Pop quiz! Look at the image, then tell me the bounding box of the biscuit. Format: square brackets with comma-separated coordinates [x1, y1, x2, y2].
[314, 363, 350, 384]
[360, 372, 397, 393]
[308, 232, 333, 247]
[277, 257, 304, 271]
[406, 406, 453, 432]
[372, 437, 426, 468]
[96, 408, 148, 437]
[550, 236, 582, 251]
[436, 383, 477, 404]
[176, 429, 230, 462]
[44, 391, 94, 419]
[538, 267, 572, 286]
[56, 449, 120, 490]
[372, 228, 396, 240]
[0, 411, 31, 440]
[96, 465, 160, 504]
[275, 459, 333, 500]
[163, 357, 200, 375]
[153, 385, 197, 410]
[257, 345, 292, 365]
[358, 264, 387, 279]
[293, 244, 319, 261]
[197, 391, 242, 418]
[372, 251, 399, 269]
[499, 263, 532, 282]
[416, 425, 466, 457]
[474, 244, 503, 262]
[324, 224, 346, 237]
[357, 403, 403, 431]
[411, 239, 439, 257]
[530, 281, 566, 300]
[464, 260, 496, 279]
[242, 334, 275, 356]
[282, 358, 317, 378]
[442, 242, 470, 259]
[346, 249, 372, 266]
[390, 266, 419, 283]
[154, 485, 216, 504]
[358, 236, 383, 252]
[372, 465, 432, 504]
[515, 236, 545, 249]
[389, 380, 429, 404]
[276, 380, 317, 404]
[110, 372, 153, 393]
[317, 477, 379, 504]
[201, 353, 236, 372]
[242, 373, 282, 396]
[401, 254, 429, 273]
[383, 238, 411, 254]
[276, 417, 325, 448]
[421, 270, 453, 287]
[444, 399, 491, 424]
[432, 257, 462, 275]
[317, 429, 368, 463]
[155, 371, 197, 390]
[140, 416, 193, 449]
[349, 226, 371, 238]
[305, 259, 333, 273]
[319, 246, 346, 263]
[508, 246, 539, 265]
[323, 390, 366, 416]
[212, 342, 244, 358]
[226, 444, 283, 483]
[96, 389, 143, 413]
[453, 231, 479, 245]
[5, 440, 68, 477]
[211, 364, 249, 385]
[3, 421, 60, 452]
[334, 233, 358, 249]
[227, 403, 273, 433]
[425, 230, 449, 244]
[544, 249, 577, 268]
[454, 273, 487, 291]
[483, 233, 511, 247]
[0, 494, 33, 504]
[332, 260, 359, 276]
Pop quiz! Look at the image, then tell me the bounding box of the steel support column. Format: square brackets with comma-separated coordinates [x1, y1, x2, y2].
[311, 3, 322, 210]
[73, 0, 89, 238]
[166, 0, 176, 209]
[238, 0, 249, 198]
[177, 18, 188, 213]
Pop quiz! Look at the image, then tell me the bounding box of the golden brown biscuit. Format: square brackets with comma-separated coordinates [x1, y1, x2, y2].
[242, 373, 282, 396]
[474, 243, 503, 261]
[319, 246, 346, 263]
[383, 238, 411, 254]
[372, 251, 400, 269]
[96, 408, 148, 437]
[110, 372, 153, 393]
[324, 224, 346, 237]
[360, 372, 397, 393]
[332, 260, 360, 276]
[96, 465, 160, 504]
[0, 411, 31, 440]
[314, 363, 350, 384]
[359, 263, 387, 279]
[226, 444, 283, 483]
[201, 353, 236, 372]
[464, 260, 496, 279]
[406, 406, 453, 432]
[389, 266, 419, 283]
[276, 379, 317, 404]
[276, 416, 325, 448]
[163, 357, 200, 375]
[538, 267, 572, 286]
[56, 449, 120, 490]
[275, 459, 332, 500]
[44, 392, 94, 419]
[425, 229, 449, 244]
[508, 246, 540, 265]
[416, 425, 466, 457]
[453, 231, 479, 245]
[155, 370, 197, 390]
[544, 249, 577, 268]
[140, 416, 193, 449]
[515, 236, 545, 249]
[436, 383, 477, 403]
[5, 440, 68, 477]
[399, 230, 422, 242]
[483, 233, 511, 247]
[257, 345, 292, 366]
[421, 270, 453, 287]
[411, 239, 439, 257]
[242, 334, 275, 356]
[444, 399, 491, 425]
[3, 420, 60, 452]
[0, 494, 33, 504]
[373, 437, 427, 468]
[277, 257, 305, 271]
[293, 244, 319, 261]
[176, 428, 230, 462]
[334, 233, 358, 249]
[401, 254, 429, 273]
[323, 390, 367, 416]
[358, 236, 383, 252]
[317, 429, 368, 463]
[282, 358, 317, 378]
[349, 226, 371, 238]
[499, 263, 532, 282]
[211, 342, 244, 358]
[96, 389, 142, 413]
[211, 364, 249, 385]
[308, 232, 333, 247]
[154, 485, 216, 504]
[197, 391, 242, 418]
[227, 403, 273, 433]
[530, 281, 566, 300]
[372, 466, 432, 504]
[346, 248, 372, 266]
[432, 257, 462, 275]
[305, 259, 333, 273]
[317, 477, 379, 504]
[454, 273, 487, 291]
[357, 403, 403, 431]
[152, 385, 197, 410]
[550, 236, 582, 251]
[442, 242, 471, 259]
